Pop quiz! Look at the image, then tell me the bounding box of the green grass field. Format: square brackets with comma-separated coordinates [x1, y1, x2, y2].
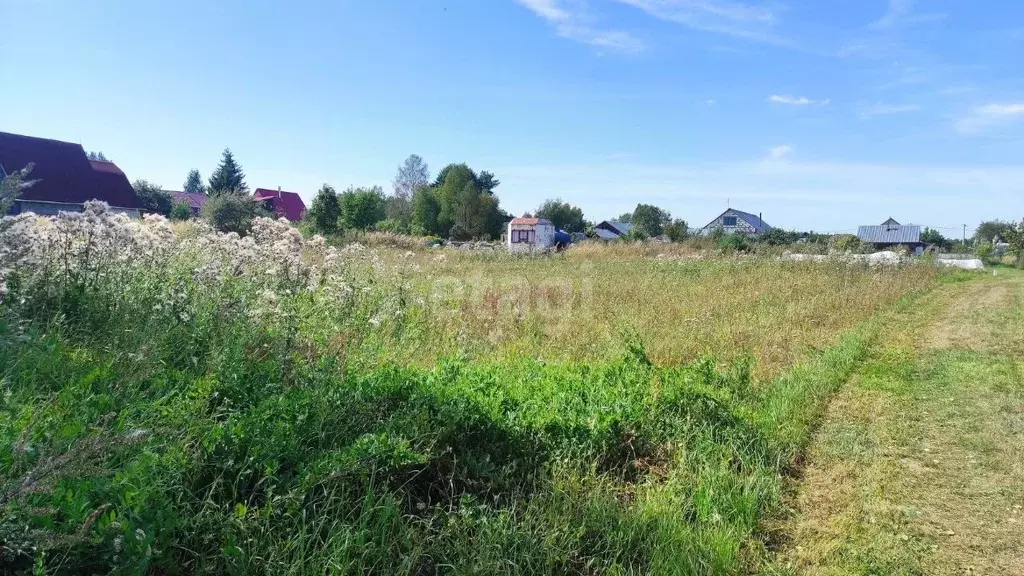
[0, 210, 967, 574]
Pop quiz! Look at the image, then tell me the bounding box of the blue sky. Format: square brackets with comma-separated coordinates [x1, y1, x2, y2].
[2, 0, 1023, 234]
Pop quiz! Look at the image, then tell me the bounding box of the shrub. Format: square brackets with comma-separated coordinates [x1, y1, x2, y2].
[374, 218, 409, 235]
[133, 179, 173, 216]
[831, 234, 865, 253]
[975, 242, 994, 264]
[759, 228, 798, 246]
[201, 192, 265, 235]
[169, 201, 193, 221]
[717, 232, 750, 252]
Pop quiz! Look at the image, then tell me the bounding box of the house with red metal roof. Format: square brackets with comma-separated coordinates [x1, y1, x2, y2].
[0, 131, 141, 217]
[252, 188, 306, 222]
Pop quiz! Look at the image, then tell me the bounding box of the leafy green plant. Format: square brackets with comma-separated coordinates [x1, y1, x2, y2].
[717, 232, 750, 252]
[202, 193, 265, 235]
[169, 201, 193, 221]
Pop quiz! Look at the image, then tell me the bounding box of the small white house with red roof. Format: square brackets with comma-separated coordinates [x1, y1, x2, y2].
[507, 217, 555, 253]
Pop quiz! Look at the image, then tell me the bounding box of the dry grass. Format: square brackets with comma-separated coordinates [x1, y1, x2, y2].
[376, 250, 939, 379]
[774, 269, 1024, 575]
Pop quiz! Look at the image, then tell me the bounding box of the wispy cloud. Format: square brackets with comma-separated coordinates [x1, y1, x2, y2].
[860, 103, 921, 118]
[955, 103, 1024, 135]
[613, 0, 789, 45]
[768, 144, 793, 160]
[769, 94, 829, 106]
[705, 98, 717, 105]
[515, 0, 645, 53]
[870, 0, 947, 30]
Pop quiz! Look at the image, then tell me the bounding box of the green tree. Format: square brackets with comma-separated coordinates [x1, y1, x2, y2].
[535, 198, 585, 232]
[411, 186, 441, 236]
[87, 151, 109, 161]
[1004, 219, 1024, 267]
[390, 154, 429, 226]
[170, 202, 193, 221]
[631, 204, 672, 237]
[974, 220, 1013, 243]
[476, 170, 500, 194]
[132, 179, 173, 216]
[1, 163, 35, 215]
[615, 212, 633, 224]
[202, 193, 265, 235]
[921, 227, 949, 248]
[451, 182, 485, 239]
[183, 169, 205, 195]
[307, 184, 341, 235]
[434, 164, 477, 232]
[664, 219, 689, 242]
[339, 186, 387, 230]
[208, 149, 248, 194]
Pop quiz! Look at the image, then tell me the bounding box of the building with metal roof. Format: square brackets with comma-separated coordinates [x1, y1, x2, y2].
[1, 130, 141, 216]
[857, 220, 923, 252]
[594, 220, 632, 239]
[700, 208, 772, 237]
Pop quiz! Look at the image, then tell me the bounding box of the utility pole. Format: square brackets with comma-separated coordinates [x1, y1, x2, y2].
[963, 224, 967, 245]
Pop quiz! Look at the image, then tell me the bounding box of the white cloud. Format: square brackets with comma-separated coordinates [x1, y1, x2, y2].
[870, 0, 911, 29]
[768, 145, 793, 160]
[768, 95, 828, 106]
[516, 0, 570, 21]
[955, 103, 1024, 135]
[705, 98, 717, 105]
[870, 0, 947, 29]
[613, 0, 789, 45]
[515, 0, 645, 53]
[860, 103, 921, 118]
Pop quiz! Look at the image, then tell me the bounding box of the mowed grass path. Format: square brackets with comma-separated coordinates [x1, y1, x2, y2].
[774, 269, 1024, 575]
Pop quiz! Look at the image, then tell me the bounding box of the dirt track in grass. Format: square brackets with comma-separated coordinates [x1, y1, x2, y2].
[773, 269, 1024, 575]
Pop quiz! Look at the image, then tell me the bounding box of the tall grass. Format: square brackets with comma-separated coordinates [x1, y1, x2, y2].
[0, 207, 943, 574]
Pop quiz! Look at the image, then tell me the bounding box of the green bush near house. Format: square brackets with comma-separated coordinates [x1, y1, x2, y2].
[169, 201, 193, 221]
[201, 192, 266, 235]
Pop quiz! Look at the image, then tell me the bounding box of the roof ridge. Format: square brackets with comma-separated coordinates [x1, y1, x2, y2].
[0, 130, 85, 149]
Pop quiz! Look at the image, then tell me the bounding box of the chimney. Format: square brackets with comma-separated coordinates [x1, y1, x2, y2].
[759, 212, 763, 227]
[277, 186, 282, 198]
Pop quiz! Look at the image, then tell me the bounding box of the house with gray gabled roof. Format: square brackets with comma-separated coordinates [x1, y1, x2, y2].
[594, 220, 632, 239]
[857, 218, 923, 253]
[700, 208, 772, 237]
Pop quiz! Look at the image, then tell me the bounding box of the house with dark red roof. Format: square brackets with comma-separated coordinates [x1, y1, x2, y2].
[252, 188, 306, 222]
[168, 191, 209, 216]
[0, 131, 141, 216]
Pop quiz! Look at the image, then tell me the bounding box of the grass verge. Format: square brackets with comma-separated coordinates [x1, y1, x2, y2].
[771, 269, 1024, 575]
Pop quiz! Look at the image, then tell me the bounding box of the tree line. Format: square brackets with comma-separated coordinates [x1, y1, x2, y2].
[306, 156, 511, 240]
[123, 149, 1024, 264]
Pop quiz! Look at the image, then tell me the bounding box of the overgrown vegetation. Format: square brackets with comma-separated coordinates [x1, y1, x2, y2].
[0, 204, 946, 574]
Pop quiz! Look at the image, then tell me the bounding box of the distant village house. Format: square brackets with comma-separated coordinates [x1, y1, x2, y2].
[700, 208, 772, 237]
[1, 131, 141, 217]
[252, 188, 307, 222]
[857, 218, 924, 254]
[507, 217, 555, 252]
[594, 220, 632, 239]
